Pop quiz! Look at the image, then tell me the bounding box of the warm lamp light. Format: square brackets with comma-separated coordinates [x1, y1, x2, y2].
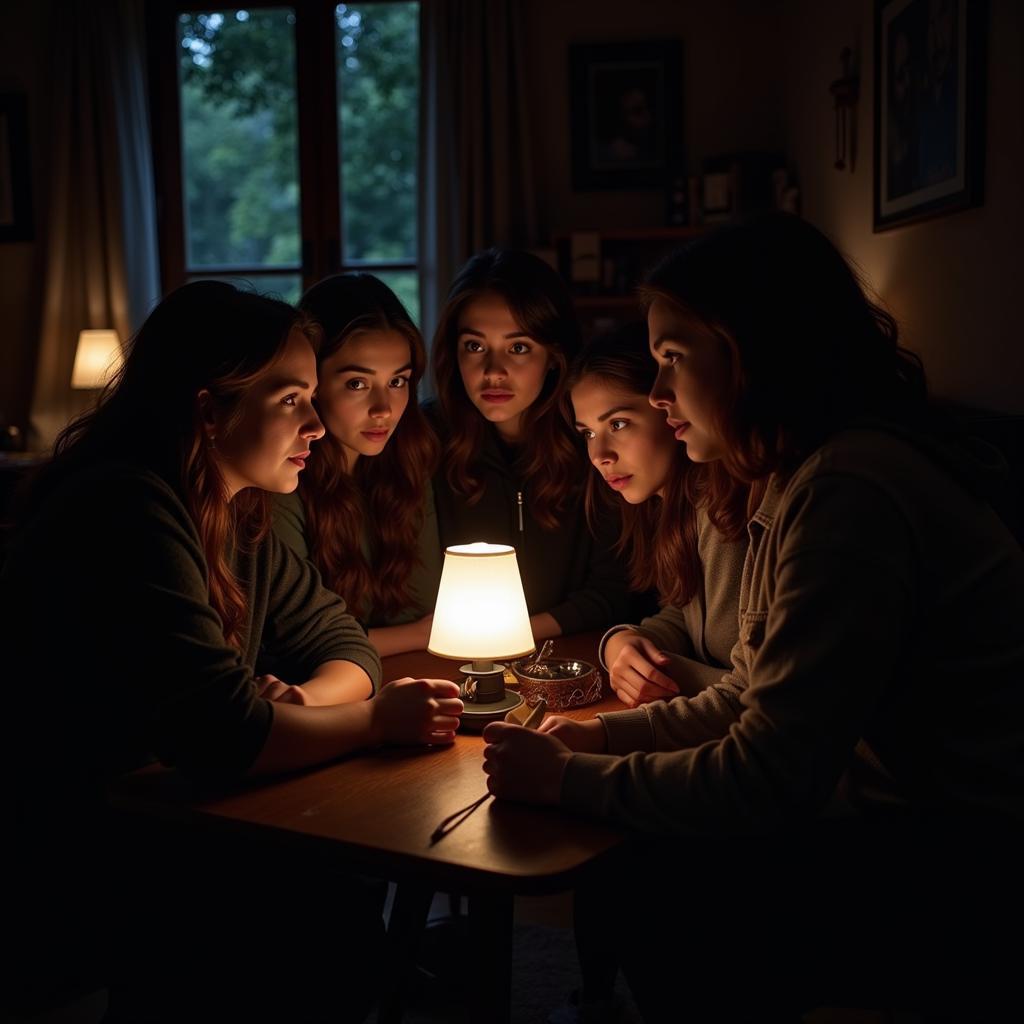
[71, 329, 123, 389]
[428, 542, 535, 728]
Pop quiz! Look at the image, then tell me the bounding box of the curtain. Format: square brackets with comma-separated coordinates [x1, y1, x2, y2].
[29, 0, 160, 448]
[418, 0, 538, 344]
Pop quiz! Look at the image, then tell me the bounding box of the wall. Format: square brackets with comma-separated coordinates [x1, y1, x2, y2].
[0, 0, 51, 439]
[783, 0, 1024, 413]
[522, 0, 788, 237]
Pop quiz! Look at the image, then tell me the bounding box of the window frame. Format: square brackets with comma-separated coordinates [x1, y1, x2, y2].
[146, 0, 418, 296]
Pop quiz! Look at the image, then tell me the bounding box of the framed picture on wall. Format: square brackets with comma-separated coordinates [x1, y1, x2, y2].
[873, 0, 987, 232]
[0, 93, 33, 243]
[569, 39, 682, 191]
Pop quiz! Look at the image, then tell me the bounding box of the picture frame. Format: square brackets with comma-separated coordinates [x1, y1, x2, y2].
[873, 0, 987, 232]
[0, 93, 33, 243]
[569, 40, 682, 191]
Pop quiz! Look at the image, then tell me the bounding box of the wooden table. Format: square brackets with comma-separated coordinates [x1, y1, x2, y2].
[109, 631, 628, 1023]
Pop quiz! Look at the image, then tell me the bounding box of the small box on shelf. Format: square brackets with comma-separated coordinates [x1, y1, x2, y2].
[554, 227, 703, 338]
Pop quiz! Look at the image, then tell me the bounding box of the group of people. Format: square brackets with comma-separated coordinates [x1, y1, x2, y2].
[5, 213, 1022, 1021]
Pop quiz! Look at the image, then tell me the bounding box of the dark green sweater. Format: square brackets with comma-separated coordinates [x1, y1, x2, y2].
[2, 461, 381, 809]
[427, 405, 638, 634]
[272, 482, 442, 628]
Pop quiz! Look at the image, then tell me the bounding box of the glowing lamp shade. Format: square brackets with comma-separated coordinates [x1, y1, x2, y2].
[428, 543, 535, 666]
[72, 329, 123, 389]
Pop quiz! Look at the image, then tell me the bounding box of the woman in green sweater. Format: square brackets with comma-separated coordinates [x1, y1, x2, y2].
[568, 323, 747, 708]
[482, 216, 1024, 1017]
[430, 248, 636, 640]
[273, 273, 441, 656]
[4, 281, 462, 1021]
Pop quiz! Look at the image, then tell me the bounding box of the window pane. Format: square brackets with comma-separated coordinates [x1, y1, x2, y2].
[367, 270, 419, 327]
[187, 273, 302, 305]
[337, 3, 419, 266]
[178, 9, 301, 270]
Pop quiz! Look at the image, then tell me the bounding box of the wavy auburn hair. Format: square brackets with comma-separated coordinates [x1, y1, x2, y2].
[22, 281, 314, 649]
[568, 323, 747, 608]
[431, 248, 584, 529]
[298, 274, 437, 621]
[641, 214, 926, 518]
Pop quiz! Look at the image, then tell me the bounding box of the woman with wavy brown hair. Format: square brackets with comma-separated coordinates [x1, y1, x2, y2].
[483, 215, 1024, 1019]
[567, 322, 748, 708]
[429, 248, 635, 640]
[3, 281, 462, 1021]
[273, 273, 442, 656]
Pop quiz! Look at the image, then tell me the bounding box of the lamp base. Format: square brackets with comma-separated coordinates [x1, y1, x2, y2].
[457, 663, 523, 732]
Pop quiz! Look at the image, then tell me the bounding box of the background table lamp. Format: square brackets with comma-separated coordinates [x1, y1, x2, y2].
[71, 329, 123, 389]
[428, 542, 535, 729]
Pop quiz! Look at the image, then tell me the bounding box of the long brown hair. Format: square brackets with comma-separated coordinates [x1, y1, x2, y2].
[641, 215, 927, 517]
[298, 273, 437, 621]
[567, 323, 747, 607]
[21, 281, 312, 649]
[431, 248, 583, 529]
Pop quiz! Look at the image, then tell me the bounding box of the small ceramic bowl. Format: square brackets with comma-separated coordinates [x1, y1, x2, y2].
[510, 658, 603, 712]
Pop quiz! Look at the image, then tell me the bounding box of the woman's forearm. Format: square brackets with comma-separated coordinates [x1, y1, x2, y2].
[301, 659, 374, 704]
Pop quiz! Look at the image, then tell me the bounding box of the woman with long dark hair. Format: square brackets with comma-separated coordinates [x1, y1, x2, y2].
[430, 248, 635, 639]
[3, 281, 462, 1021]
[567, 323, 747, 705]
[274, 273, 441, 656]
[482, 216, 1024, 1017]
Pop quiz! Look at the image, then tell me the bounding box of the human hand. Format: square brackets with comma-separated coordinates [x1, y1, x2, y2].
[537, 715, 607, 753]
[608, 635, 679, 707]
[371, 677, 463, 746]
[255, 674, 310, 705]
[481, 722, 572, 805]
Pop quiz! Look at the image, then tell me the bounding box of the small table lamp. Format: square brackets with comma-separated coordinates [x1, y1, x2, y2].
[428, 542, 535, 730]
[72, 329, 123, 389]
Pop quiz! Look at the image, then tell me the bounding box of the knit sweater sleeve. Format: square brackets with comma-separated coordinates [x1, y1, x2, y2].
[561, 473, 913, 835]
[260, 529, 382, 692]
[61, 469, 274, 781]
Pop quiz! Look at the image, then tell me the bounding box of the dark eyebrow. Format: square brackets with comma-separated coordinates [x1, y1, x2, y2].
[574, 404, 639, 429]
[457, 327, 532, 340]
[337, 362, 413, 374]
[268, 376, 312, 391]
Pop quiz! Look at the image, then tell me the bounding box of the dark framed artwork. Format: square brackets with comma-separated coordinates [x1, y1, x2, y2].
[0, 93, 33, 243]
[873, 0, 987, 232]
[570, 40, 682, 191]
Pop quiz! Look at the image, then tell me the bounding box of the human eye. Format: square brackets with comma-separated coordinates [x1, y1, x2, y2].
[576, 427, 595, 441]
[662, 349, 682, 365]
[282, 393, 298, 407]
[509, 341, 531, 355]
[389, 375, 410, 389]
[462, 339, 484, 353]
[609, 418, 629, 432]
[345, 378, 369, 391]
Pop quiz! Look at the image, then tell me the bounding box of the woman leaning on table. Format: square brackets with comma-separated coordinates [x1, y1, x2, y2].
[427, 247, 642, 642]
[2, 281, 462, 1023]
[483, 216, 1024, 1020]
[273, 272, 442, 657]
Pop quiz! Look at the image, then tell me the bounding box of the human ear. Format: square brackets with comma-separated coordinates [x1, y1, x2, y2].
[196, 388, 218, 444]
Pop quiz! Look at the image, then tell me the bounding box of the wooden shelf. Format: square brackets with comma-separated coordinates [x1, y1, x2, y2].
[554, 226, 703, 243]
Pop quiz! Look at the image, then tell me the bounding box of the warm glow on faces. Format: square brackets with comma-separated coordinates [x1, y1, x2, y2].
[647, 298, 731, 463]
[571, 376, 676, 504]
[316, 328, 413, 471]
[211, 328, 325, 498]
[456, 293, 551, 443]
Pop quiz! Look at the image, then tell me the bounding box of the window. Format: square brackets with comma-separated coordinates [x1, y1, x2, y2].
[149, 1, 420, 320]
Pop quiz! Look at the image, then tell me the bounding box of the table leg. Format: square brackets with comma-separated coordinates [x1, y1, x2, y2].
[377, 883, 434, 1024]
[467, 892, 514, 1024]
